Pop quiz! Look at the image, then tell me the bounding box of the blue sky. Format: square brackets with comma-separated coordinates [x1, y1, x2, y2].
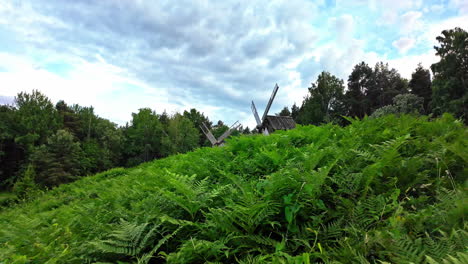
[0, 0, 467, 127]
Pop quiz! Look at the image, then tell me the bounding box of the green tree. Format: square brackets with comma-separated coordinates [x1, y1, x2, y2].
[123, 108, 164, 166]
[277, 107, 291, 116]
[291, 103, 300, 121]
[345, 62, 373, 118]
[367, 62, 408, 111]
[211, 120, 229, 139]
[371, 93, 424, 118]
[14, 90, 60, 150]
[31, 130, 85, 187]
[409, 64, 432, 113]
[165, 114, 199, 154]
[297, 71, 345, 125]
[0, 105, 21, 187]
[183, 108, 211, 146]
[72, 105, 99, 141]
[12, 164, 39, 199]
[56, 100, 81, 135]
[430, 27, 468, 120]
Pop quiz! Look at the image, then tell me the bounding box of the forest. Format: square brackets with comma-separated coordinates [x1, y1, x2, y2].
[0, 27, 466, 263]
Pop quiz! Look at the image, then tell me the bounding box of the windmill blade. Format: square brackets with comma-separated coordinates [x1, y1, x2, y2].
[251, 101, 262, 127]
[218, 121, 240, 142]
[262, 83, 279, 122]
[200, 122, 217, 145]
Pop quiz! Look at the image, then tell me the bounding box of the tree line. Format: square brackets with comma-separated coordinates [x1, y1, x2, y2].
[0, 27, 466, 194]
[279, 27, 467, 126]
[0, 94, 250, 192]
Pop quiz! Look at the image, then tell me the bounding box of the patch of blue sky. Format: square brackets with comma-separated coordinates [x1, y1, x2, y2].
[42, 62, 74, 76]
[0, 27, 22, 53]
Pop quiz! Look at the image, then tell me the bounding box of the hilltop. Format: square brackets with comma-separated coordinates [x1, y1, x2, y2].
[0, 114, 467, 263]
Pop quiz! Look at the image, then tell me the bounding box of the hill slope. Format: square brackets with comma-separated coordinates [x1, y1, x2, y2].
[1, 115, 467, 263]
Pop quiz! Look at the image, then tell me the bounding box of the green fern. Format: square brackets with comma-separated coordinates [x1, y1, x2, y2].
[426, 252, 468, 264]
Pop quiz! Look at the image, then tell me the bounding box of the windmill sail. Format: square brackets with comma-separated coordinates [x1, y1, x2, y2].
[262, 83, 279, 121]
[218, 121, 241, 142]
[200, 122, 217, 145]
[251, 101, 262, 127]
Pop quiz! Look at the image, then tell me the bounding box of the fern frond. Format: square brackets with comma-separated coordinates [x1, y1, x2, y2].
[426, 252, 468, 264]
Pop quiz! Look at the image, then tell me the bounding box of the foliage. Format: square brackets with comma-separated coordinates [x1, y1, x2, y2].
[165, 114, 199, 155]
[0, 90, 215, 191]
[371, 94, 424, 118]
[123, 108, 165, 166]
[277, 107, 291, 117]
[409, 63, 432, 113]
[13, 90, 60, 149]
[30, 130, 86, 187]
[0, 115, 466, 263]
[430, 27, 468, 120]
[183, 108, 212, 146]
[297, 71, 346, 125]
[12, 164, 39, 200]
[368, 62, 408, 111]
[345, 61, 374, 118]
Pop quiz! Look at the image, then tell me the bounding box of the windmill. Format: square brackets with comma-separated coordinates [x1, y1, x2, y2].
[251, 84, 296, 135]
[200, 121, 241, 147]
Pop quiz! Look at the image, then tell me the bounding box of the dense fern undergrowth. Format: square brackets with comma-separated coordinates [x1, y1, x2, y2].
[1, 114, 467, 264]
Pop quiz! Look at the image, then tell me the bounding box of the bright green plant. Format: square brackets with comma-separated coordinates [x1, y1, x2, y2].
[0, 114, 466, 263]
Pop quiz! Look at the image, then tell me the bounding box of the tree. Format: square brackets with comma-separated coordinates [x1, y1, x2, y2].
[123, 108, 164, 166]
[370, 94, 424, 118]
[72, 105, 99, 141]
[0, 105, 21, 187]
[430, 27, 468, 120]
[165, 114, 199, 154]
[291, 103, 300, 121]
[367, 62, 408, 112]
[159, 110, 170, 127]
[13, 164, 39, 199]
[14, 90, 60, 150]
[31, 130, 85, 187]
[409, 64, 432, 113]
[211, 120, 229, 140]
[183, 108, 211, 146]
[297, 71, 345, 125]
[56, 100, 81, 135]
[345, 62, 373, 118]
[277, 107, 291, 116]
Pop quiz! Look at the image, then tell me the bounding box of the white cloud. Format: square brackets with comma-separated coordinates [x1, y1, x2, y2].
[329, 14, 354, 42]
[386, 51, 437, 79]
[392, 37, 416, 53]
[377, 0, 423, 24]
[450, 0, 468, 14]
[422, 15, 468, 46]
[429, 4, 444, 13]
[400, 11, 423, 34]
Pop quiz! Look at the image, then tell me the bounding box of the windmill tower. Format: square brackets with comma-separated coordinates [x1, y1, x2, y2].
[200, 121, 241, 147]
[251, 84, 296, 135]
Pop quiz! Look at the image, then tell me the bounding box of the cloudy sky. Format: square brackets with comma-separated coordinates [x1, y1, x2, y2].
[0, 0, 467, 127]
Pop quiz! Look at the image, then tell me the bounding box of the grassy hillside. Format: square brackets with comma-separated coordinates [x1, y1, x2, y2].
[0, 114, 467, 263]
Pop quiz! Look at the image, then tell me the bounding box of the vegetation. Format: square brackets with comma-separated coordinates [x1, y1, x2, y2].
[0, 95, 242, 191]
[0, 114, 466, 263]
[1, 27, 466, 193]
[286, 27, 467, 127]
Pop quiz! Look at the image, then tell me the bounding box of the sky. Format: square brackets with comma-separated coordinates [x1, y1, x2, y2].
[0, 0, 467, 128]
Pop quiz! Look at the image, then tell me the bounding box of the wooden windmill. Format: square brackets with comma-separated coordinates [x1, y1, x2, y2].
[200, 121, 241, 147]
[251, 84, 296, 135]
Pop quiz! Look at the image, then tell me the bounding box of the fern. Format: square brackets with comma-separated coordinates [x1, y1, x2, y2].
[91, 220, 160, 257]
[426, 252, 468, 264]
